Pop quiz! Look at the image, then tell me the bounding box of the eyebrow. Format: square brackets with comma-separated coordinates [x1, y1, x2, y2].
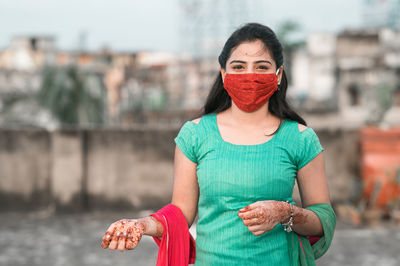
[229, 60, 272, 65]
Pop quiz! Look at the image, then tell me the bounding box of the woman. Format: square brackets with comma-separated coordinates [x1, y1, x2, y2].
[101, 23, 336, 265]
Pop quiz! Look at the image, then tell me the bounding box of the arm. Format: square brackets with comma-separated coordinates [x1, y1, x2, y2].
[288, 151, 331, 237]
[141, 144, 199, 237]
[171, 144, 200, 227]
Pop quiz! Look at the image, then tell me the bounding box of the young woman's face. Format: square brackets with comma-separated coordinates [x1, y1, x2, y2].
[220, 39, 282, 82]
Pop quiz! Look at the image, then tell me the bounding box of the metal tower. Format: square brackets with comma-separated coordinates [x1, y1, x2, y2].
[363, 0, 400, 29]
[179, 0, 260, 59]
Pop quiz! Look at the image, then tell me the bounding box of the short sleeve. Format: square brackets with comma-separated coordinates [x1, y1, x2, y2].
[174, 121, 198, 164]
[296, 128, 324, 170]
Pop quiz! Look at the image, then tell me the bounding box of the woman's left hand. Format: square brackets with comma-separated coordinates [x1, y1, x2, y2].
[238, 200, 290, 236]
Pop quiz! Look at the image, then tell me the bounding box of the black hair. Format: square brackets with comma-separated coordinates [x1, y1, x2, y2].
[193, 22, 307, 126]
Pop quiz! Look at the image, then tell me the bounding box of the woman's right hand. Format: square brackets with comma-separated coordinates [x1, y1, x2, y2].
[101, 218, 145, 251]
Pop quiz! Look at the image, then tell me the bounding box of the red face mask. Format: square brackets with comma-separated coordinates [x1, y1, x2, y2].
[223, 70, 279, 112]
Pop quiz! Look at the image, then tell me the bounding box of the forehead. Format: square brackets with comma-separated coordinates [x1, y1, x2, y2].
[229, 40, 273, 61]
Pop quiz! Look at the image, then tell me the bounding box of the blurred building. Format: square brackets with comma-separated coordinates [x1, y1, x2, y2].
[0, 36, 56, 96]
[336, 28, 400, 127]
[3, 25, 400, 129]
[0, 33, 219, 127]
[291, 27, 400, 128]
[0, 36, 56, 71]
[0, 36, 57, 127]
[118, 52, 218, 125]
[289, 32, 337, 113]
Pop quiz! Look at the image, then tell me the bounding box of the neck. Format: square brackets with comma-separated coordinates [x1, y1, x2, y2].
[229, 102, 275, 127]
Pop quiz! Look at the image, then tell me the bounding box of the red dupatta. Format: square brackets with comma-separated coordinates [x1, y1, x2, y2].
[150, 204, 196, 266]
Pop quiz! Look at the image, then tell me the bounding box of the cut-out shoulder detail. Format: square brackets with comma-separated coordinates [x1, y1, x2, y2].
[298, 123, 309, 132]
[191, 117, 201, 125]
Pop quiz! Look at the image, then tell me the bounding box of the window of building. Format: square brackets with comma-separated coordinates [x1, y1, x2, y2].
[348, 84, 361, 106]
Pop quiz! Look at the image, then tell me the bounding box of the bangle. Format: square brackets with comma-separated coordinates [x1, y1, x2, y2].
[281, 201, 293, 233]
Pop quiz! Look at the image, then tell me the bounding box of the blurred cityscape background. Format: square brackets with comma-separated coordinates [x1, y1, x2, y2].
[0, 0, 400, 265]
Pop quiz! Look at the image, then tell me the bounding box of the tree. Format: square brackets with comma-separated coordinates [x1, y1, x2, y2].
[276, 20, 305, 84]
[366, 82, 396, 126]
[37, 65, 105, 126]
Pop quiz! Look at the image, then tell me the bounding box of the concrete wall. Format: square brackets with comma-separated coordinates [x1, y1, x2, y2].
[0, 126, 360, 212]
[0, 129, 52, 210]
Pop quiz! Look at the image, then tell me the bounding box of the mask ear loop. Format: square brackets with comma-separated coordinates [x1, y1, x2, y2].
[276, 67, 281, 91]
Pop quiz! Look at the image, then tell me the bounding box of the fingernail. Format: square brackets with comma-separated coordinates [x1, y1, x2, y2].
[106, 235, 110, 239]
[116, 232, 120, 236]
[123, 232, 127, 236]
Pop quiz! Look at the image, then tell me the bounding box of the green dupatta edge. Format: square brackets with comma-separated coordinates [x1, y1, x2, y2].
[286, 203, 337, 266]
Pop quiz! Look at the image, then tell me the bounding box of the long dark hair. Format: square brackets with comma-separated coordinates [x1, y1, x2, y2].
[193, 22, 307, 126]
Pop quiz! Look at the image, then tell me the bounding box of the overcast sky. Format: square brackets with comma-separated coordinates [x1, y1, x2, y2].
[0, 0, 363, 53]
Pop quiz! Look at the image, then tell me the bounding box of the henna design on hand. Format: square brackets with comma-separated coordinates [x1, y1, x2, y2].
[101, 219, 145, 251]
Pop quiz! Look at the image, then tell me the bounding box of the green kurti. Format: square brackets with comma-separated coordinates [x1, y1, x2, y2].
[174, 112, 324, 266]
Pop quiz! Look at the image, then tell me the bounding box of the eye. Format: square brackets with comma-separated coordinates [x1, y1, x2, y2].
[257, 65, 269, 70]
[232, 65, 244, 69]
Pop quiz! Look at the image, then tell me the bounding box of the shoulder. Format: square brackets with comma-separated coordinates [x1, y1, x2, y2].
[190, 114, 211, 126]
[298, 123, 308, 133]
[190, 117, 201, 125]
[282, 119, 309, 133]
[177, 116, 204, 136]
[285, 119, 309, 133]
[295, 122, 322, 149]
[285, 120, 320, 146]
[292, 122, 324, 170]
[184, 113, 214, 138]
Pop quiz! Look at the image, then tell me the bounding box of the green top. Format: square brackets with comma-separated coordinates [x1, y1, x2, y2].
[174, 112, 325, 266]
